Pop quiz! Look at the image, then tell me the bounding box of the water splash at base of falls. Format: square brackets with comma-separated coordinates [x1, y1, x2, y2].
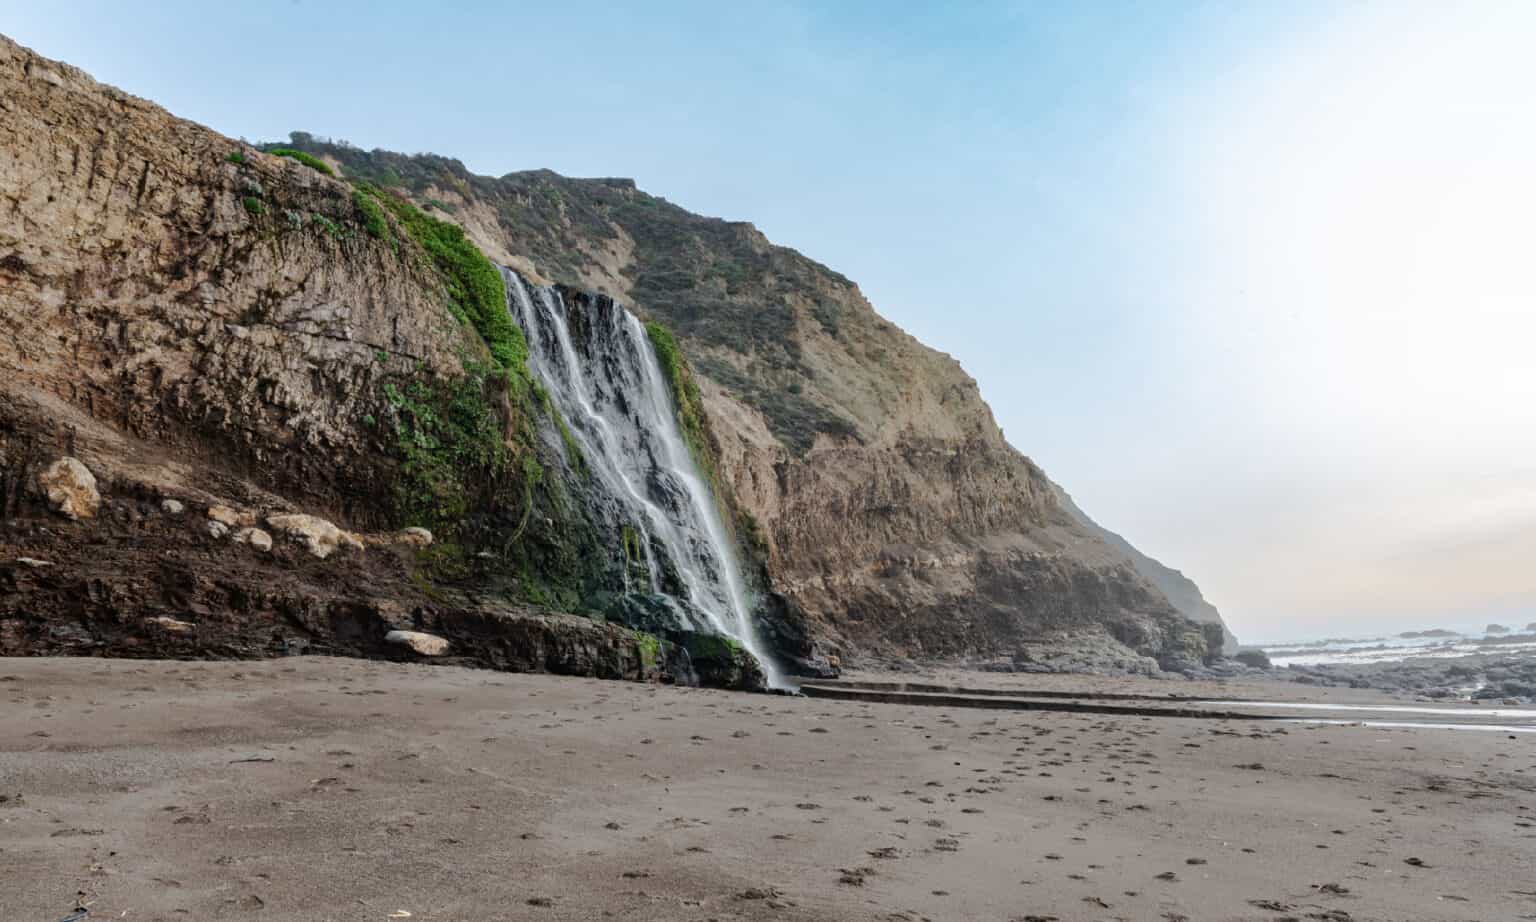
[503, 268, 787, 689]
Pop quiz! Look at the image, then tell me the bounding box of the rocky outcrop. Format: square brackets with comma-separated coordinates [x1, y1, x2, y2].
[262, 136, 1235, 669]
[0, 36, 765, 690]
[0, 35, 1233, 678]
[1053, 484, 1238, 653]
[35, 457, 99, 519]
[0, 485, 769, 685]
[0, 35, 485, 531]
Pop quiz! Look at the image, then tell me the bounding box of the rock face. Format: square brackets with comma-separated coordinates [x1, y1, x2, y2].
[1053, 485, 1239, 653]
[267, 135, 1236, 668]
[0, 35, 472, 529]
[35, 457, 99, 520]
[0, 36, 1233, 677]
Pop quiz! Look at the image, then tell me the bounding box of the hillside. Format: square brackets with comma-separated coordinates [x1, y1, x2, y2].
[0, 35, 1232, 677]
[267, 133, 1234, 669]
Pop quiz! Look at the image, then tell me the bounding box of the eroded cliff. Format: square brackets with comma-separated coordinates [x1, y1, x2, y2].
[0, 35, 1233, 678]
[267, 136, 1232, 671]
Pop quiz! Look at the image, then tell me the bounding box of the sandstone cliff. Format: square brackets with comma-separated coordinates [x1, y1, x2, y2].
[0, 35, 1233, 677]
[266, 138, 1233, 670]
[0, 35, 767, 688]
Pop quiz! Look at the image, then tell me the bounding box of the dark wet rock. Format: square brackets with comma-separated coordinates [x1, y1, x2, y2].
[1279, 650, 1536, 701]
[1234, 648, 1273, 669]
[684, 632, 766, 692]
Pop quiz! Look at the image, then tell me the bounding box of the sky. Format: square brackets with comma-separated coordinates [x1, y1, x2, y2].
[6, 1, 1534, 642]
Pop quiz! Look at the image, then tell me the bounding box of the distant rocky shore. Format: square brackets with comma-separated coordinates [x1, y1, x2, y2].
[866, 630, 1536, 703]
[1279, 647, 1536, 702]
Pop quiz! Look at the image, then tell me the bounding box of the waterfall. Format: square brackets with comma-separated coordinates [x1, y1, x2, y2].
[502, 267, 787, 689]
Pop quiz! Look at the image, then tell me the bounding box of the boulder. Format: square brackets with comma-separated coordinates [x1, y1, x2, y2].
[233, 527, 273, 552]
[206, 520, 230, 540]
[385, 630, 450, 656]
[266, 513, 363, 559]
[36, 457, 99, 519]
[147, 616, 195, 634]
[1234, 649, 1273, 669]
[207, 505, 256, 527]
[400, 526, 433, 547]
[683, 632, 767, 692]
[160, 498, 185, 515]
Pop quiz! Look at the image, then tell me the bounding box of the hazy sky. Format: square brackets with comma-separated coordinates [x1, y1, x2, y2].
[7, 1, 1534, 641]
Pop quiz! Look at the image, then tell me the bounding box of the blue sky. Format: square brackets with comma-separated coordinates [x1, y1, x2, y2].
[8, 1, 1534, 641]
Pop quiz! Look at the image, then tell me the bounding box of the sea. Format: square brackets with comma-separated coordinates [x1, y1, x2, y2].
[1256, 624, 1536, 667]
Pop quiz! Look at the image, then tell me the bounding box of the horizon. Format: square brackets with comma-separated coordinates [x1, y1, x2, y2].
[7, 0, 1533, 641]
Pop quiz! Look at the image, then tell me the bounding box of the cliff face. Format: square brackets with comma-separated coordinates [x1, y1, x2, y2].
[1053, 485, 1239, 654]
[0, 35, 775, 686]
[267, 138, 1232, 669]
[0, 38, 470, 525]
[0, 35, 1233, 676]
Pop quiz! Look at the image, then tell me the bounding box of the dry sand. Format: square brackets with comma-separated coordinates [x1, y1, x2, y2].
[3, 657, 1533, 922]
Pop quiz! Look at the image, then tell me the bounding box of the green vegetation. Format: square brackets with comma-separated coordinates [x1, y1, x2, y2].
[225, 151, 246, 165]
[242, 196, 265, 216]
[621, 525, 643, 565]
[635, 631, 661, 671]
[645, 321, 712, 475]
[311, 213, 344, 239]
[382, 363, 508, 532]
[811, 299, 843, 337]
[353, 182, 525, 377]
[531, 380, 585, 474]
[739, 510, 769, 557]
[685, 632, 743, 663]
[267, 147, 335, 176]
[353, 189, 390, 241]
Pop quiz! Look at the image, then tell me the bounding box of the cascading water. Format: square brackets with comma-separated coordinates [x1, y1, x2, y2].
[502, 267, 787, 689]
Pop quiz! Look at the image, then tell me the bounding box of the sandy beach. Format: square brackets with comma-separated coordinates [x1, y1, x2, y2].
[3, 657, 1533, 922]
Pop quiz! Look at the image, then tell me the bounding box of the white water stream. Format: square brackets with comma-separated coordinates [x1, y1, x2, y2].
[503, 269, 786, 689]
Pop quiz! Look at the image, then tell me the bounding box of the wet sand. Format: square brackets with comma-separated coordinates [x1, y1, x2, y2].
[3, 657, 1534, 921]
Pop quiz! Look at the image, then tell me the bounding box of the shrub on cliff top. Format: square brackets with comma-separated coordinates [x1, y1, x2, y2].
[268, 147, 335, 176]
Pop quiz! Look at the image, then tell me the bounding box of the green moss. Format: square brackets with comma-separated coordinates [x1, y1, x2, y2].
[645, 320, 712, 478]
[356, 183, 525, 377]
[382, 362, 508, 533]
[267, 147, 335, 176]
[225, 151, 246, 165]
[636, 631, 661, 671]
[621, 525, 643, 563]
[311, 213, 344, 239]
[530, 380, 585, 474]
[353, 188, 390, 241]
[242, 196, 265, 216]
[684, 632, 742, 662]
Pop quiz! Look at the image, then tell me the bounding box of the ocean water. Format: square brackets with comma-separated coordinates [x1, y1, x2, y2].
[1259, 626, 1536, 667]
